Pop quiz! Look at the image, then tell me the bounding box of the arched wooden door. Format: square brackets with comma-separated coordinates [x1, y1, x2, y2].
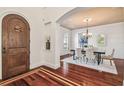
[2, 14, 30, 79]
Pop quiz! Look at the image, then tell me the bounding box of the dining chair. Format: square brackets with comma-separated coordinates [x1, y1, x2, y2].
[76, 48, 85, 61]
[85, 48, 96, 64]
[101, 49, 115, 66]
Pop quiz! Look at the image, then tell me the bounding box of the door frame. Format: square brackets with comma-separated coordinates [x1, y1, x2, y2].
[1, 12, 30, 79]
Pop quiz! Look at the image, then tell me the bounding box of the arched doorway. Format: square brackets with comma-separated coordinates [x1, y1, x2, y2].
[2, 14, 30, 79]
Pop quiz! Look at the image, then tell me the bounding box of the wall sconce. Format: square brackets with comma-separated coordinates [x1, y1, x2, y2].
[46, 36, 50, 50]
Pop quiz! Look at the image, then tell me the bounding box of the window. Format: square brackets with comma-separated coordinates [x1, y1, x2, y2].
[63, 33, 69, 50]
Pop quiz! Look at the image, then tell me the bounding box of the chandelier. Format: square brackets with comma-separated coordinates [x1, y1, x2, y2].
[83, 17, 92, 39]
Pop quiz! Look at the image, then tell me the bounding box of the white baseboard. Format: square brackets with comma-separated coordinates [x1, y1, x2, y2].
[43, 62, 60, 69]
[123, 80, 124, 86]
[30, 62, 44, 69]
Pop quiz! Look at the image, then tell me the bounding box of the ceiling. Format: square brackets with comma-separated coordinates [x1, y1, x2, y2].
[58, 7, 124, 30]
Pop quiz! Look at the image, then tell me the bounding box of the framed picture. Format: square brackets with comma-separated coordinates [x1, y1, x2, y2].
[78, 33, 88, 48]
[97, 34, 105, 47]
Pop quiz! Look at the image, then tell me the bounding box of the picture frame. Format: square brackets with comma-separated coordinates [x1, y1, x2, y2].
[97, 34, 105, 47]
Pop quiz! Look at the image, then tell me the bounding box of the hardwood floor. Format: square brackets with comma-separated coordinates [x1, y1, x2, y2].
[114, 58, 124, 79]
[0, 57, 124, 86]
[0, 68, 79, 86]
[42, 58, 124, 86]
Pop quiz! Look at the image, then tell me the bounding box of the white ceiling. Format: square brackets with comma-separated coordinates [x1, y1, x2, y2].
[59, 7, 124, 30]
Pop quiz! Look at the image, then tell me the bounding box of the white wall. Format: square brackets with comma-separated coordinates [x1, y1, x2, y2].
[71, 22, 124, 59]
[41, 7, 74, 69]
[59, 26, 71, 55]
[0, 7, 75, 79]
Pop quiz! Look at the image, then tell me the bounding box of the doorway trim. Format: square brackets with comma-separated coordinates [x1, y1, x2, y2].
[0, 10, 31, 79]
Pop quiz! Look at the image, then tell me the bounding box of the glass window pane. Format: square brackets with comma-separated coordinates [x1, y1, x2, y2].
[63, 33, 69, 50]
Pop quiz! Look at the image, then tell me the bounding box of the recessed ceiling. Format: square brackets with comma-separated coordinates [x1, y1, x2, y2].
[58, 7, 124, 30]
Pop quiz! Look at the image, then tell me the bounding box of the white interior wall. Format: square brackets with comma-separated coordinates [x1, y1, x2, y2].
[0, 7, 75, 79]
[41, 7, 74, 69]
[71, 22, 124, 59]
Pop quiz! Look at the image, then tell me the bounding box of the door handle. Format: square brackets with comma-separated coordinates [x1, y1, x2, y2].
[2, 47, 6, 53]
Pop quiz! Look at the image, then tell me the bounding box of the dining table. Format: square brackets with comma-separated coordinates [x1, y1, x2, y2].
[70, 49, 105, 65]
[70, 49, 76, 60]
[93, 51, 105, 65]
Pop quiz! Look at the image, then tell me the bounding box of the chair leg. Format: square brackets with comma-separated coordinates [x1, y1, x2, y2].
[101, 58, 103, 64]
[76, 56, 78, 60]
[83, 56, 85, 62]
[80, 57, 82, 62]
[93, 59, 96, 64]
[86, 58, 88, 64]
[110, 60, 112, 66]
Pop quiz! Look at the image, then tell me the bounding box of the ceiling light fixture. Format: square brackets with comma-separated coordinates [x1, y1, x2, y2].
[83, 17, 92, 40]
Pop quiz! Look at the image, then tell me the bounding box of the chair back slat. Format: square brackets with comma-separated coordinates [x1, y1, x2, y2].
[111, 49, 115, 57]
[76, 48, 82, 57]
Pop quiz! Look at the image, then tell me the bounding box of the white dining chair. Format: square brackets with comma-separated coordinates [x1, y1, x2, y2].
[101, 48, 115, 66]
[76, 48, 85, 62]
[85, 48, 96, 64]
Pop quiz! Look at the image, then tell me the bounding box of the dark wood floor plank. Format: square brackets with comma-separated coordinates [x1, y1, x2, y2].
[38, 70, 73, 86]
[29, 74, 37, 80]
[59, 68, 114, 85]
[65, 64, 122, 85]
[114, 59, 124, 78]
[42, 58, 124, 86]
[14, 79, 29, 86]
[35, 72, 60, 86]
[45, 67, 110, 86]
[40, 68, 80, 86]
[54, 69, 98, 85]
[22, 77, 35, 86]
[22, 75, 47, 86]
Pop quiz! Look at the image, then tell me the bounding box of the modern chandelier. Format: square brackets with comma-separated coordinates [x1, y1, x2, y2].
[83, 17, 92, 40]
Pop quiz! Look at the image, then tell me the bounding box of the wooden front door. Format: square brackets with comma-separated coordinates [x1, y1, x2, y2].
[2, 14, 30, 79]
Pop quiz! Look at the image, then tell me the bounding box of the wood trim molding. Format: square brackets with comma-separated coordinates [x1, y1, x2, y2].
[40, 67, 80, 86]
[0, 69, 40, 85]
[0, 67, 80, 86]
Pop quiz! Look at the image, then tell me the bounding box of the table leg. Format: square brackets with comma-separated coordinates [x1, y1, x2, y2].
[71, 50, 76, 60]
[73, 54, 75, 60]
[97, 54, 101, 65]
